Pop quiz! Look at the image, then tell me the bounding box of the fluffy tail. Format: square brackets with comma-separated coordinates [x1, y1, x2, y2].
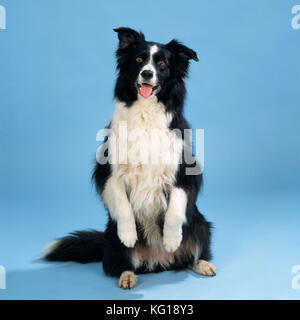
[44, 230, 105, 264]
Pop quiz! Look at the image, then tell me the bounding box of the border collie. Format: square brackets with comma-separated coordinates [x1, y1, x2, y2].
[44, 27, 216, 289]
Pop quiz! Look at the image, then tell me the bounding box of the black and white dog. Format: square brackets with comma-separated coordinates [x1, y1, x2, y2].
[44, 27, 216, 289]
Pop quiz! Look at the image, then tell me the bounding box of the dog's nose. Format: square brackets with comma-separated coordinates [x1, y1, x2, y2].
[141, 70, 153, 80]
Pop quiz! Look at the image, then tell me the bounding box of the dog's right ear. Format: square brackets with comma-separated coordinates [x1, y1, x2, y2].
[113, 27, 145, 50]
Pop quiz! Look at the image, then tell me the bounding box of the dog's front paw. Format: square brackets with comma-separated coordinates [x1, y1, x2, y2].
[118, 229, 137, 248]
[117, 217, 137, 248]
[163, 233, 182, 253]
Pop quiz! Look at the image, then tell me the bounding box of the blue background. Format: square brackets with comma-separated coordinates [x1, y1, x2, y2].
[0, 0, 299, 299]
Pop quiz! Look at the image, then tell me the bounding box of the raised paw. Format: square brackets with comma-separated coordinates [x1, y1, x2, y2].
[192, 259, 216, 276]
[118, 229, 137, 248]
[163, 234, 182, 253]
[118, 271, 137, 289]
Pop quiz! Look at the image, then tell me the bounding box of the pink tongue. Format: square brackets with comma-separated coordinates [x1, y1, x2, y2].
[140, 84, 153, 98]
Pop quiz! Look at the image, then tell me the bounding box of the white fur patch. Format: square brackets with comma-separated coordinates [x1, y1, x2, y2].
[102, 175, 137, 247]
[102, 99, 183, 245]
[163, 187, 187, 252]
[43, 240, 60, 257]
[138, 45, 159, 87]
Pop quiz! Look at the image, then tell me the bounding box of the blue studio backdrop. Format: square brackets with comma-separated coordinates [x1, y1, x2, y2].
[0, 0, 299, 299]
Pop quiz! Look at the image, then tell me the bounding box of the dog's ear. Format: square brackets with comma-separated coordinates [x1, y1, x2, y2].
[113, 27, 145, 50]
[166, 39, 199, 61]
[166, 39, 198, 77]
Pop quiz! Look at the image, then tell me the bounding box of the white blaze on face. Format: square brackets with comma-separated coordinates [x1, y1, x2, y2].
[138, 45, 159, 87]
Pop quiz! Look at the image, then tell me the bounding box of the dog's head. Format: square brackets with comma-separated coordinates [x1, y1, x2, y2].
[114, 27, 198, 105]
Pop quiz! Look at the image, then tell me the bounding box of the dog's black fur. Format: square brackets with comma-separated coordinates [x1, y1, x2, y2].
[45, 27, 213, 280]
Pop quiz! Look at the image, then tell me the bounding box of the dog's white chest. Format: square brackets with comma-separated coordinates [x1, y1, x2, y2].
[109, 99, 182, 220]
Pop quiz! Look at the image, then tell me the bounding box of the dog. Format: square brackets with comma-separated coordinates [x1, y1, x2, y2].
[44, 27, 216, 289]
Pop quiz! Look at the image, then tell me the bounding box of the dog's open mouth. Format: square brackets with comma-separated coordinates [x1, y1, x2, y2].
[138, 83, 158, 98]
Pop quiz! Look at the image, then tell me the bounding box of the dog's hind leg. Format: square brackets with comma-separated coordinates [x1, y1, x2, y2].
[102, 218, 138, 289]
[118, 271, 137, 289]
[191, 259, 216, 276]
[185, 205, 216, 276]
[103, 243, 138, 289]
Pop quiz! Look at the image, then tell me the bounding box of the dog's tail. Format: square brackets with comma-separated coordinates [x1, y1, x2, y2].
[43, 230, 105, 263]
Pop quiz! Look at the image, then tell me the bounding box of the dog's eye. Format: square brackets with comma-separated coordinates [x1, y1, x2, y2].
[136, 57, 143, 63]
[157, 60, 165, 66]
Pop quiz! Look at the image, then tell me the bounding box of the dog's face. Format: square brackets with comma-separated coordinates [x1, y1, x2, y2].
[114, 27, 198, 103]
[135, 43, 171, 98]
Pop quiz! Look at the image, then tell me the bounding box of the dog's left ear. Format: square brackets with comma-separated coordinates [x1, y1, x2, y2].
[166, 40, 199, 61]
[113, 27, 145, 50]
[166, 39, 198, 77]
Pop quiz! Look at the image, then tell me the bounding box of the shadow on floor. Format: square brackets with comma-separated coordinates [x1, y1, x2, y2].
[1, 261, 189, 300]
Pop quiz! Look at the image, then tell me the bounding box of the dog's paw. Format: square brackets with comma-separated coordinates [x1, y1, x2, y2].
[193, 260, 216, 276]
[117, 218, 137, 248]
[163, 234, 182, 253]
[119, 271, 137, 289]
[118, 229, 137, 248]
